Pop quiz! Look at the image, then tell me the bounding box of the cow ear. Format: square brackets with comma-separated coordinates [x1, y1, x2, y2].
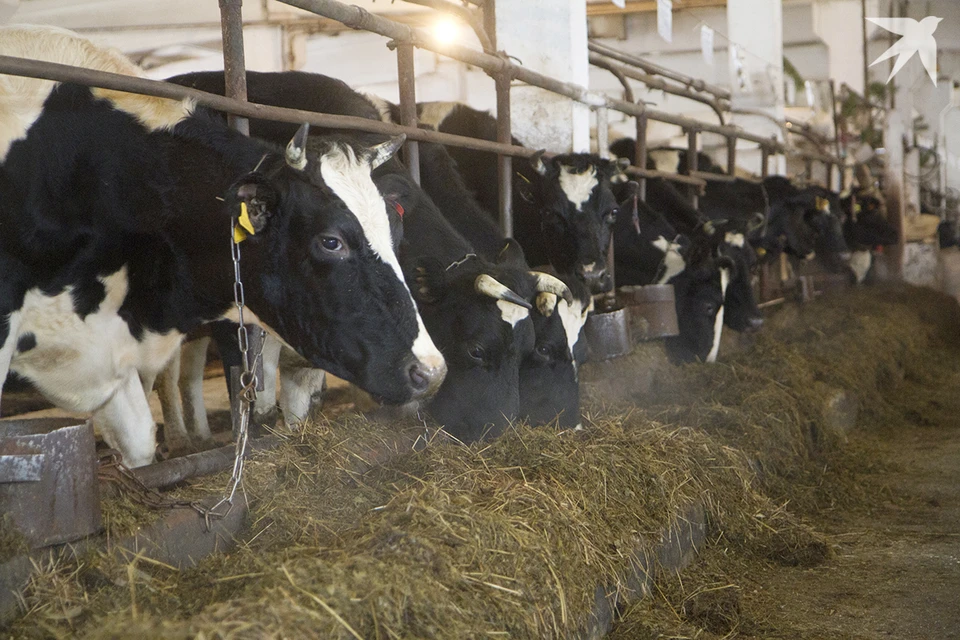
[412, 256, 447, 305]
[607, 157, 631, 183]
[231, 177, 278, 237]
[496, 238, 528, 268]
[529, 150, 551, 176]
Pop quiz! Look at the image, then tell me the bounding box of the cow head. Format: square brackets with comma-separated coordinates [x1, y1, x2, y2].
[719, 231, 763, 333]
[225, 126, 446, 405]
[526, 153, 626, 295]
[840, 192, 898, 249]
[666, 247, 734, 364]
[520, 271, 592, 429]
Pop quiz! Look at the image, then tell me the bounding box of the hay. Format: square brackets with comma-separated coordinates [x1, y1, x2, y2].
[10, 284, 960, 639]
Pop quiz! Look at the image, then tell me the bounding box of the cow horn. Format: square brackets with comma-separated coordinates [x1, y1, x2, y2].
[370, 134, 406, 170]
[530, 271, 573, 305]
[285, 123, 310, 170]
[530, 149, 548, 176]
[474, 274, 532, 309]
[536, 292, 558, 317]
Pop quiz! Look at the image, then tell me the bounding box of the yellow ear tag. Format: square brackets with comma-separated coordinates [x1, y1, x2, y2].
[854, 203, 862, 214]
[756, 247, 767, 257]
[233, 202, 255, 243]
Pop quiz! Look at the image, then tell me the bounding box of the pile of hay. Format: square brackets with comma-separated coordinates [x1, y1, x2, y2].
[10, 285, 960, 639]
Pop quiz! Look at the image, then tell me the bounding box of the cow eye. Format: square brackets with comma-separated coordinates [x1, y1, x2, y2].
[605, 209, 618, 224]
[536, 344, 551, 358]
[467, 344, 485, 362]
[311, 233, 348, 260]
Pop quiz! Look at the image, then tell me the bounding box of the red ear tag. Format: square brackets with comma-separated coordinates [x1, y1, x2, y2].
[392, 200, 405, 218]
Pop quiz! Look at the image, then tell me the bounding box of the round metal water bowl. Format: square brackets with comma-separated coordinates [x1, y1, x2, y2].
[584, 301, 633, 361]
[0, 418, 101, 548]
[618, 284, 679, 341]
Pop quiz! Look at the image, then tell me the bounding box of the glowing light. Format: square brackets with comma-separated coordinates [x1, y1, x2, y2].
[432, 17, 460, 46]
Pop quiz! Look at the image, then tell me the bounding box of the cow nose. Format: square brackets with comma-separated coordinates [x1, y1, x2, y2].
[746, 316, 764, 333]
[579, 265, 612, 294]
[407, 358, 447, 399]
[839, 251, 852, 261]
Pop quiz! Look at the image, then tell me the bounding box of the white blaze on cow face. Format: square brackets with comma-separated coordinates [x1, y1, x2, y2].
[496, 300, 531, 328]
[649, 149, 681, 173]
[557, 297, 591, 362]
[0, 25, 192, 161]
[558, 165, 599, 212]
[652, 236, 686, 285]
[706, 267, 731, 364]
[849, 250, 872, 284]
[318, 145, 444, 370]
[724, 232, 746, 248]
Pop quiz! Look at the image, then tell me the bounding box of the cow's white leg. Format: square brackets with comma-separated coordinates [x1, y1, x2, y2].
[253, 334, 282, 425]
[0, 311, 21, 416]
[178, 336, 212, 441]
[279, 364, 327, 427]
[155, 354, 190, 451]
[92, 370, 157, 468]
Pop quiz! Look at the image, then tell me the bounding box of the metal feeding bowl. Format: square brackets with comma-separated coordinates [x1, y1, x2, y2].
[584, 297, 633, 361]
[0, 418, 101, 548]
[617, 284, 680, 341]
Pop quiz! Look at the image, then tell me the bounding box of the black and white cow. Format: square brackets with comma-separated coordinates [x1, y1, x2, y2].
[840, 189, 898, 283]
[406, 102, 626, 295]
[612, 181, 736, 363]
[0, 27, 445, 466]
[415, 140, 592, 429]
[169, 70, 578, 442]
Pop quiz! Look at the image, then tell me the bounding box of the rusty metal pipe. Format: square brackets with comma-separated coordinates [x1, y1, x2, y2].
[687, 128, 699, 208]
[218, 0, 249, 136]
[395, 40, 420, 185]
[495, 71, 514, 238]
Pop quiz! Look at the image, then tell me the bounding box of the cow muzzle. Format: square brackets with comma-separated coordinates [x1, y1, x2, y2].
[745, 315, 764, 333]
[406, 355, 447, 399]
[577, 263, 613, 295]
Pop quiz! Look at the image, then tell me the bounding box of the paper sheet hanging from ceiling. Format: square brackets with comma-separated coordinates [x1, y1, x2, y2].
[658, 0, 672, 43]
[701, 25, 714, 65]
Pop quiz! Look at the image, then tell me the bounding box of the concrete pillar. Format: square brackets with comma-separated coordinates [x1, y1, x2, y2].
[812, 0, 866, 95]
[242, 25, 283, 72]
[883, 109, 906, 280]
[727, 0, 785, 175]
[493, 0, 590, 153]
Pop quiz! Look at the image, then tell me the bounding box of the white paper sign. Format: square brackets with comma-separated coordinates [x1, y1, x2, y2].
[611, 0, 625, 8]
[658, 0, 672, 43]
[700, 25, 714, 65]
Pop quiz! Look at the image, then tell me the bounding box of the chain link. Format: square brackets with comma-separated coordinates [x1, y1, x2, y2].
[99, 218, 263, 526]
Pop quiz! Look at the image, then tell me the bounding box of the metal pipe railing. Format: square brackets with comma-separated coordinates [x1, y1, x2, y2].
[0, 54, 543, 159]
[589, 52, 726, 126]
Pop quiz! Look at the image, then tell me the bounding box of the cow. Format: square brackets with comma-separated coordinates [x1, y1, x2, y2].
[168, 70, 576, 442]
[0, 26, 446, 466]
[840, 189, 898, 284]
[415, 140, 592, 429]
[611, 181, 737, 363]
[400, 102, 626, 295]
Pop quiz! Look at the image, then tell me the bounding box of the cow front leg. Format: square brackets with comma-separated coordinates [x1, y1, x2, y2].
[279, 362, 327, 428]
[92, 370, 157, 468]
[252, 334, 283, 429]
[155, 354, 190, 453]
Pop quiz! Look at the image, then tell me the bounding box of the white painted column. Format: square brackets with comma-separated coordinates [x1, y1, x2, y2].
[243, 25, 284, 72]
[727, 0, 785, 175]
[812, 0, 866, 96]
[494, 0, 590, 153]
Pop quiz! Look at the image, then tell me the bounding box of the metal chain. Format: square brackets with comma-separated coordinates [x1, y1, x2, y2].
[97, 218, 263, 527]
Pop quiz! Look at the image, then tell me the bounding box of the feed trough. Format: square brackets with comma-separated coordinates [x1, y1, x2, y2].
[0, 418, 101, 548]
[618, 283, 680, 341]
[584, 297, 633, 361]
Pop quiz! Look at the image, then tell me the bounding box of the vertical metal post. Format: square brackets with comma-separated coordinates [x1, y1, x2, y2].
[396, 41, 420, 185]
[687, 128, 699, 209]
[826, 162, 834, 191]
[726, 135, 737, 176]
[596, 107, 609, 159]
[219, 0, 248, 136]
[760, 146, 770, 178]
[804, 158, 813, 183]
[635, 114, 648, 200]
[495, 71, 513, 238]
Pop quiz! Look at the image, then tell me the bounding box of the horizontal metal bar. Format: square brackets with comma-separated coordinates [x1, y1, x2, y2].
[625, 166, 707, 189]
[588, 40, 732, 101]
[0, 54, 540, 159]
